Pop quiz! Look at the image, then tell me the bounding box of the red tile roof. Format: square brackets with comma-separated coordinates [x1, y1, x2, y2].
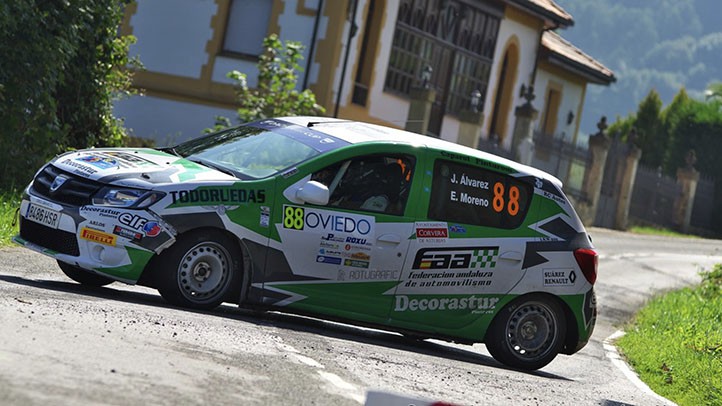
[508, 0, 574, 27]
[541, 30, 616, 85]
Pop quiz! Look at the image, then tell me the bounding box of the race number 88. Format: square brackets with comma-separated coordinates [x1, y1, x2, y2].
[492, 182, 520, 216]
[283, 206, 305, 230]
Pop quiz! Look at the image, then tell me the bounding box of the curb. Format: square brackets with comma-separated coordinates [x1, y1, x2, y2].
[603, 330, 676, 406]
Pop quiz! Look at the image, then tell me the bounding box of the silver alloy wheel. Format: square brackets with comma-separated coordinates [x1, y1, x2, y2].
[177, 241, 230, 302]
[504, 301, 558, 360]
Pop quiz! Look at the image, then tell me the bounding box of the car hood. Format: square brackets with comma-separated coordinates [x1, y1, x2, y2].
[51, 148, 237, 187]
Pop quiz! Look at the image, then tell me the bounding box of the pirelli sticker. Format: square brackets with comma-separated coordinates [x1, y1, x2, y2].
[80, 227, 117, 246]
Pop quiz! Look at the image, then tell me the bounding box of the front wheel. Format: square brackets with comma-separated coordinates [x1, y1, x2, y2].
[156, 230, 240, 310]
[57, 261, 115, 287]
[485, 294, 566, 370]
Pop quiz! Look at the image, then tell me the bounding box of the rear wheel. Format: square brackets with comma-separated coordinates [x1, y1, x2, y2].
[57, 261, 115, 287]
[485, 294, 566, 370]
[156, 230, 240, 310]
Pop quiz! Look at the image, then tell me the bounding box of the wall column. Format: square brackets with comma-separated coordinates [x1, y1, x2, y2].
[674, 150, 700, 233]
[576, 117, 610, 225]
[405, 87, 436, 135]
[457, 110, 485, 148]
[614, 141, 642, 230]
[511, 85, 538, 165]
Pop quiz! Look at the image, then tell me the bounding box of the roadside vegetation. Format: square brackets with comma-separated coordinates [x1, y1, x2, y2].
[0, 190, 20, 247]
[617, 265, 722, 405]
[628, 225, 698, 239]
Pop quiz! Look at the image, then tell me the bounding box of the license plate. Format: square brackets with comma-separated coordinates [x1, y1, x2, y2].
[25, 203, 61, 229]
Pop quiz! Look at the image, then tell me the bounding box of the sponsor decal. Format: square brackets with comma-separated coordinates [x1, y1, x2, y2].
[103, 151, 156, 167]
[316, 255, 342, 265]
[416, 228, 447, 238]
[113, 225, 143, 243]
[260, 206, 270, 228]
[346, 269, 399, 280]
[319, 248, 343, 256]
[350, 252, 370, 261]
[402, 247, 498, 290]
[321, 233, 345, 242]
[88, 220, 106, 229]
[345, 236, 370, 245]
[142, 222, 161, 237]
[415, 221, 448, 243]
[449, 224, 466, 234]
[283, 205, 373, 236]
[61, 158, 97, 175]
[344, 259, 369, 268]
[118, 213, 150, 229]
[543, 269, 576, 286]
[394, 295, 500, 313]
[412, 247, 499, 270]
[281, 168, 298, 178]
[319, 241, 340, 249]
[80, 227, 117, 246]
[77, 154, 118, 169]
[80, 206, 121, 219]
[170, 189, 266, 204]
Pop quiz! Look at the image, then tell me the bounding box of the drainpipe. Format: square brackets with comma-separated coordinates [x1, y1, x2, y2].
[333, 0, 360, 118]
[530, 24, 557, 87]
[303, 0, 324, 90]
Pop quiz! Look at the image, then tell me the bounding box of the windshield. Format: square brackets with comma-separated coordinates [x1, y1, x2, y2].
[172, 124, 324, 179]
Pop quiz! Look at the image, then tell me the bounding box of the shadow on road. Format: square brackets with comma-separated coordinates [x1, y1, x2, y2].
[0, 273, 572, 380]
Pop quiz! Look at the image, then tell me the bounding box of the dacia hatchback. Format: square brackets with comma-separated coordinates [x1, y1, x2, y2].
[14, 117, 598, 370]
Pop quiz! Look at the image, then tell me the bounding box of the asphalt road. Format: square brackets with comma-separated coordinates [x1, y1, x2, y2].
[1, 228, 720, 405]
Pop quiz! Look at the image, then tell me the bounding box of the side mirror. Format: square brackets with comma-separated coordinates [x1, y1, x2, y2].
[296, 181, 330, 205]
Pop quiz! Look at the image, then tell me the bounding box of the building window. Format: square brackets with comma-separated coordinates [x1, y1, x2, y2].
[353, 0, 382, 106]
[222, 0, 273, 59]
[384, 0, 502, 119]
[541, 85, 562, 138]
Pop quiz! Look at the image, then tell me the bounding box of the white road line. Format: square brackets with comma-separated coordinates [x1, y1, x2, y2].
[603, 331, 676, 406]
[277, 342, 365, 403]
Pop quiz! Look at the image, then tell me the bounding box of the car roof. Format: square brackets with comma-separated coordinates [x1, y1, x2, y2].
[279, 116, 562, 187]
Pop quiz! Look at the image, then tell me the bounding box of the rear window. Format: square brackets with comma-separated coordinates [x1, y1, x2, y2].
[428, 159, 532, 229]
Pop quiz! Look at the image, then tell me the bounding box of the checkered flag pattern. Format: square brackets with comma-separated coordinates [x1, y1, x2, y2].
[471, 248, 499, 268]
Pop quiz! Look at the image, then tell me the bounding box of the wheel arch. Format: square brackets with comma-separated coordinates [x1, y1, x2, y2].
[138, 223, 253, 305]
[484, 291, 578, 349]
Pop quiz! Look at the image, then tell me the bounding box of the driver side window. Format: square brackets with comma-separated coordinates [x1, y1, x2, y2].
[311, 155, 414, 216]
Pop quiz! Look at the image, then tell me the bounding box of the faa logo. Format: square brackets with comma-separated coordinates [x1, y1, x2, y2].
[143, 222, 161, 237]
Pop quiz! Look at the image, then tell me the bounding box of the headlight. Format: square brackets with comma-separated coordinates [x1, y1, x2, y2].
[92, 187, 165, 209]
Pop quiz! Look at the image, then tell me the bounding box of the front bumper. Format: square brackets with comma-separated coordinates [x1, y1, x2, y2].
[16, 193, 175, 283]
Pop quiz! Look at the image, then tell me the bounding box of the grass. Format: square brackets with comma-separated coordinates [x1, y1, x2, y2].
[628, 225, 698, 239]
[0, 190, 21, 247]
[617, 265, 722, 406]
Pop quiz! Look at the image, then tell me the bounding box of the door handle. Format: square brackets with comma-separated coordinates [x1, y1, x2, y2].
[499, 251, 523, 262]
[377, 234, 401, 244]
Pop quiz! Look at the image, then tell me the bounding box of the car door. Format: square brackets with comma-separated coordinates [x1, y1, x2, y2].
[389, 152, 538, 335]
[265, 146, 421, 324]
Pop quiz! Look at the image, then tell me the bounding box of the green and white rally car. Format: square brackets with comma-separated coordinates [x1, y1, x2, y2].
[14, 116, 597, 370]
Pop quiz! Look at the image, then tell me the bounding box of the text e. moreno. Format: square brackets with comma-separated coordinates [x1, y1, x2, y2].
[394, 295, 500, 312]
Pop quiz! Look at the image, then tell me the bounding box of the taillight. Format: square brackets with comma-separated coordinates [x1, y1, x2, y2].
[574, 248, 598, 285]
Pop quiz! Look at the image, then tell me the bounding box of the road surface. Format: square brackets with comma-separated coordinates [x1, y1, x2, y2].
[1, 227, 720, 405]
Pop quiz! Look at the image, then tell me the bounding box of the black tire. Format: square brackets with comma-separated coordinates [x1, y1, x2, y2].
[57, 261, 115, 287]
[485, 294, 566, 370]
[155, 230, 240, 310]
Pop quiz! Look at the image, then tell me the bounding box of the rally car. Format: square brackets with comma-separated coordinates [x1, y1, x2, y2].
[14, 116, 597, 370]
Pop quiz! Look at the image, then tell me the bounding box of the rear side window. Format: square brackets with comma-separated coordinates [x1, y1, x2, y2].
[428, 159, 532, 229]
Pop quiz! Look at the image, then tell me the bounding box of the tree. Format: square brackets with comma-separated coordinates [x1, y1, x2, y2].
[705, 82, 722, 101]
[210, 34, 325, 132]
[0, 1, 137, 189]
[634, 89, 666, 168]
